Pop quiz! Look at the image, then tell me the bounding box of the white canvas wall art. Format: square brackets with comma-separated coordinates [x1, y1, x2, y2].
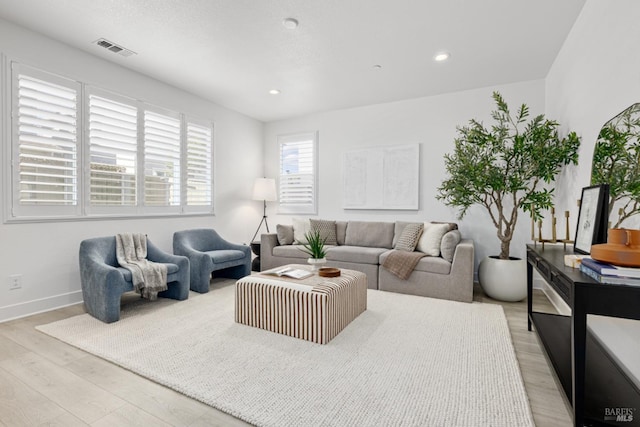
[343, 143, 419, 210]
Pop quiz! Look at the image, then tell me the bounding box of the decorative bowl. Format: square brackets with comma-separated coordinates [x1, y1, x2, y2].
[318, 267, 341, 277]
[590, 228, 640, 267]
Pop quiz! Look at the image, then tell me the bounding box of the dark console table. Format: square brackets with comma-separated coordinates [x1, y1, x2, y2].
[527, 244, 640, 426]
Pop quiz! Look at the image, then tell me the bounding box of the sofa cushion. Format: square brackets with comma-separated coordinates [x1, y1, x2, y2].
[345, 221, 395, 248]
[394, 222, 423, 252]
[413, 256, 452, 274]
[326, 246, 388, 264]
[416, 222, 450, 256]
[441, 230, 462, 263]
[273, 245, 311, 259]
[276, 224, 294, 245]
[336, 221, 348, 245]
[310, 219, 337, 245]
[292, 217, 311, 244]
[380, 251, 452, 275]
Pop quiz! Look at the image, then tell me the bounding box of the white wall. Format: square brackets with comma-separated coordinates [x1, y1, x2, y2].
[264, 80, 551, 271]
[0, 19, 264, 321]
[546, 0, 640, 228]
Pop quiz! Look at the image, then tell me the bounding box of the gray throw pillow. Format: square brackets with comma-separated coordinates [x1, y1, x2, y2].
[276, 224, 294, 245]
[310, 219, 337, 245]
[440, 229, 462, 262]
[394, 222, 424, 252]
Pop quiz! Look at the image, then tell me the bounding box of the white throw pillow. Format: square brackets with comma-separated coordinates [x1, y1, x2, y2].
[292, 217, 311, 244]
[416, 222, 450, 256]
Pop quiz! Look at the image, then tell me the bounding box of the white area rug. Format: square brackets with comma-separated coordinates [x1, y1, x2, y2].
[37, 282, 534, 427]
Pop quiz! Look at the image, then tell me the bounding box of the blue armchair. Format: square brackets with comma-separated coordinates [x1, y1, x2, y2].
[173, 229, 251, 293]
[79, 236, 190, 323]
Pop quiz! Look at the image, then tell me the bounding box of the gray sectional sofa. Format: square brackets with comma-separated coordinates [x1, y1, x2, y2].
[260, 220, 474, 303]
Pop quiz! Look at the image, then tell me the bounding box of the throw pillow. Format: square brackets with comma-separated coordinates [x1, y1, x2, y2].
[310, 219, 337, 245]
[292, 217, 311, 244]
[276, 224, 294, 245]
[416, 222, 450, 256]
[440, 229, 462, 262]
[394, 222, 424, 252]
[431, 221, 458, 231]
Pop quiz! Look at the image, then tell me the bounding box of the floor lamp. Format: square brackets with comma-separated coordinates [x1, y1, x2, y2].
[251, 178, 277, 243]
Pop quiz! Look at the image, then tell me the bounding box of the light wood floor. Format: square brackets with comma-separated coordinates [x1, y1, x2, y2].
[0, 280, 572, 426]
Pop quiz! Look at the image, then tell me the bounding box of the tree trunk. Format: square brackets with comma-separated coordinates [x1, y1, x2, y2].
[500, 240, 510, 260]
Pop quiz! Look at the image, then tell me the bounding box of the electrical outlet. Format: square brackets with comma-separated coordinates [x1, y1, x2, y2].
[8, 274, 22, 290]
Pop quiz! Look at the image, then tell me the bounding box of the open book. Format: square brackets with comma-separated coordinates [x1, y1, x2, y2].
[265, 266, 313, 280]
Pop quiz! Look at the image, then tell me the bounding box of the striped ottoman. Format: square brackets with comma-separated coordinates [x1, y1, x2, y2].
[235, 266, 367, 344]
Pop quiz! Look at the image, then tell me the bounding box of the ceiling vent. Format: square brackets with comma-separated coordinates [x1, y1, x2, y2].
[93, 38, 136, 57]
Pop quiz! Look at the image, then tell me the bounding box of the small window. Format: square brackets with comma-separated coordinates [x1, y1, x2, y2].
[185, 120, 213, 209]
[11, 64, 81, 218]
[87, 90, 138, 210]
[143, 109, 181, 208]
[278, 132, 317, 214]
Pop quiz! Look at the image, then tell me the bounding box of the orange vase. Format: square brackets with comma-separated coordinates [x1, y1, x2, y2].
[590, 228, 640, 267]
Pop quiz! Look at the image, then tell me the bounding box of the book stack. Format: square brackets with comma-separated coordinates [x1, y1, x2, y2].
[580, 257, 640, 286]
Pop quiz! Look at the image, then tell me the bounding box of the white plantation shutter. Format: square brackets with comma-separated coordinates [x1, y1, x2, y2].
[278, 132, 317, 214]
[88, 91, 138, 208]
[144, 110, 181, 207]
[186, 121, 213, 208]
[13, 66, 80, 217]
[7, 62, 217, 221]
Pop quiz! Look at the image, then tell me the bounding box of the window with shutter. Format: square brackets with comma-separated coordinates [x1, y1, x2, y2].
[143, 109, 181, 207]
[7, 62, 215, 221]
[87, 90, 138, 209]
[186, 121, 213, 209]
[12, 65, 80, 217]
[278, 132, 317, 214]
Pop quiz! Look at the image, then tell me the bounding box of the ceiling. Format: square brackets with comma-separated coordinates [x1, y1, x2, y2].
[0, 0, 586, 122]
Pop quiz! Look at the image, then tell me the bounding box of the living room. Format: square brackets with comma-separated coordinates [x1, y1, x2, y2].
[0, 0, 639, 426]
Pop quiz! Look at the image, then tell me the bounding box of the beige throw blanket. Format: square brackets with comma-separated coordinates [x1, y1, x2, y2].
[382, 250, 426, 280]
[116, 233, 167, 300]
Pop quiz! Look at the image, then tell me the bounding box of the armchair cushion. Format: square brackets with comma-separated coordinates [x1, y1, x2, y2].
[118, 263, 179, 282]
[206, 250, 247, 264]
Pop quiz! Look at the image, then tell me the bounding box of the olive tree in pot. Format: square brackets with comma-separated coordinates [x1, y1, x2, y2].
[437, 92, 581, 301]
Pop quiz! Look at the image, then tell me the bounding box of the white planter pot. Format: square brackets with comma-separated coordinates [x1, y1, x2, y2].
[478, 256, 527, 302]
[307, 257, 327, 271]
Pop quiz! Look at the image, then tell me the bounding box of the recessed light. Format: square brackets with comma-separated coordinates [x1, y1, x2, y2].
[269, 89, 281, 95]
[434, 52, 450, 62]
[282, 18, 299, 30]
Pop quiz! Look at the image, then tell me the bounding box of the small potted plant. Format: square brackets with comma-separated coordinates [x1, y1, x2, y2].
[298, 229, 327, 271]
[437, 92, 580, 301]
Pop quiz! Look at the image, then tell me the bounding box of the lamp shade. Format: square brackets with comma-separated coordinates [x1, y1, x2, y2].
[252, 178, 277, 201]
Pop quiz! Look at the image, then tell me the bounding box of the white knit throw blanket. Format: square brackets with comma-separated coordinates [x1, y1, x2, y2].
[116, 233, 167, 300]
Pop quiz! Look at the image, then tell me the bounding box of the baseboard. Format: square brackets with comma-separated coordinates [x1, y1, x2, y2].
[541, 282, 571, 315]
[533, 276, 545, 290]
[0, 290, 83, 323]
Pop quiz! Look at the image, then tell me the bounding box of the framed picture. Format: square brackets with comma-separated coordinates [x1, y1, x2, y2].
[574, 184, 610, 254]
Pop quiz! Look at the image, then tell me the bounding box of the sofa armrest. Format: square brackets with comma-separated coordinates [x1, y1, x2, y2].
[260, 233, 280, 271]
[448, 239, 475, 302]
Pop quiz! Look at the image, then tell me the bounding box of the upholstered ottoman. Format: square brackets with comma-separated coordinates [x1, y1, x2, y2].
[235, 265, 367, 344]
